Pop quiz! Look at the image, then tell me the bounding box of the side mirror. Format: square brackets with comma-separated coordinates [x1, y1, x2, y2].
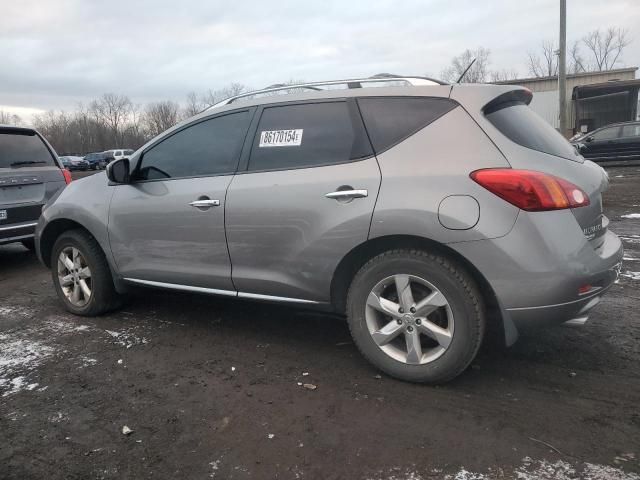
[106, 158, 130, 184]
[585, 136, 594, 143]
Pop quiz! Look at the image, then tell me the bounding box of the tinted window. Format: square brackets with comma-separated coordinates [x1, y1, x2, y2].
[592, 127, 620, 141]
[620, 124, 640, 138]
[0, 130, 55, 168]
[137, 111, 250, 180]
[358, 97, 457, 153]
[486, 103, 578, 161]
[248, 102, 370, 171]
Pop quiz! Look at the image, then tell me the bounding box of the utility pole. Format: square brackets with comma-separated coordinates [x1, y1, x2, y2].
[558, 0, 567, 136]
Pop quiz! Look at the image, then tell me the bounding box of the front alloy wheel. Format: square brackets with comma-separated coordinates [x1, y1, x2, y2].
[57, 246, 92, 307]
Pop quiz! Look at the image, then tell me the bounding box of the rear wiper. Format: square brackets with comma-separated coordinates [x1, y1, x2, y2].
[10, 161, 47, 166]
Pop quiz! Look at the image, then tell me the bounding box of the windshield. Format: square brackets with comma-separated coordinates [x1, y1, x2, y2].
[0, 130, 56, 168]
[486, 102, 580, 161]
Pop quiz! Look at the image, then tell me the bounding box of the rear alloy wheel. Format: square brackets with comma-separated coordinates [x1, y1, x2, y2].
[51, 230, 122, 316]
[346, 249, 485, 384]
[366, 274, 454, 365]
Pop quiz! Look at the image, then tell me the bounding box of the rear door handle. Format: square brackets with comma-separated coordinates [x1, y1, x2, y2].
[189, 199, 220, 208]
[325, 189, 368, 199]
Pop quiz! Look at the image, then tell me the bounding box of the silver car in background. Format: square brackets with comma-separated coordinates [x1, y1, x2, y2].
[35, 77, 623, 383]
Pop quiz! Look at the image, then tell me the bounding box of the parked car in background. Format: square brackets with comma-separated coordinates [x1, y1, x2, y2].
[59, 155, 89, 171]
[104, 149, 134, 163]
[1, 125, 71, 250]
[84, 152, 108, 170]
[572, 121, 640, 163]
[35, 78, 622, 384]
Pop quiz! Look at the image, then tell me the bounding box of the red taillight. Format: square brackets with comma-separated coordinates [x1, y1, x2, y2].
[62, 168, 72, 185]
[470, 169, 590, 212]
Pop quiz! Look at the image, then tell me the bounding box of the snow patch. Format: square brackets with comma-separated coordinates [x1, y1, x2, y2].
[621, 213, 640, 219]
[367, 458, 639, 480]
[621, 271, 640, 281]
[105, 329, 149, 349]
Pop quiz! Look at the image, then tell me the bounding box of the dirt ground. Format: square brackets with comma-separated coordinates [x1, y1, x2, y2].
[1, 167, 639, 480]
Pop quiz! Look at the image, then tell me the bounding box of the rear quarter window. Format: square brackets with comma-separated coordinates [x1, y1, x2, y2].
[0, 130, 55, 168]
[357, 97, 458, 154]
[485, 102, 579, 161]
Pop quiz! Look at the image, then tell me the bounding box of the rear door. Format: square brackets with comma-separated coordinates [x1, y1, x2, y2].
[0, 127, 65, 238]
[225, 99, 380, 303]
[108, 109, 253, 291]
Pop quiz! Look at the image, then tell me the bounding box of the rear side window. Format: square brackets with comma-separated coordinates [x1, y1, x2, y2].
[485, 103, 578, 160]
[357, 97, 458, 153]
[0, 130, 55, 168]
[621, 124, 640, 138]
[248, 101, 371, 171]
[137, 111, 250, 180]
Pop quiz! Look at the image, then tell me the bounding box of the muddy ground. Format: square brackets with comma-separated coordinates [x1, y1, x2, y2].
[1, 167, 639, 480]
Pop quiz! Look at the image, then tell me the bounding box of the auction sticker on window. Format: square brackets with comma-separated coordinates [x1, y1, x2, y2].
[259, 129, 303, 147]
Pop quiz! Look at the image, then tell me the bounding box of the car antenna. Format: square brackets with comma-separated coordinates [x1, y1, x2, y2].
[456, 58, 476, 83]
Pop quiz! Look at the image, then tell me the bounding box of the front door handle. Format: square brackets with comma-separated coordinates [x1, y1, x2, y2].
[189, 199, 220, 209]
[325, 189, 368, 200]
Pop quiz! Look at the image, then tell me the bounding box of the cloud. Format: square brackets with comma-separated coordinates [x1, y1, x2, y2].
[0, 0, 638, 116]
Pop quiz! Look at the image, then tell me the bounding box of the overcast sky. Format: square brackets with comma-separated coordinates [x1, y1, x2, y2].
[1, 0, 638, 121]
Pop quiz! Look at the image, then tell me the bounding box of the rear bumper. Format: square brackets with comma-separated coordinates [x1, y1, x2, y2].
[0, 221, 37, 245]
[506, 279, 615, 330]
[452, 209, 623, 332]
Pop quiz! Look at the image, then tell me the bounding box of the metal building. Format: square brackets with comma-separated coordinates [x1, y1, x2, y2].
[494, 67, 639, 137]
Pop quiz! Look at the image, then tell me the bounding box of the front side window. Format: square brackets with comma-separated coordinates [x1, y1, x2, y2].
[592, 127, 620, 141]
[248, 101, 371, 171]
[0, 129, 55, 168]
[136, 111, 250, 180]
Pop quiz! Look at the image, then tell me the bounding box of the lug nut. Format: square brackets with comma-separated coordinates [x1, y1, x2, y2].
[407, 326, 414, 332]
[415, 318, 422, 325]
[398, 308, 404, 314]
[396, 319, 403, 325]
[410, 307, 416, 313]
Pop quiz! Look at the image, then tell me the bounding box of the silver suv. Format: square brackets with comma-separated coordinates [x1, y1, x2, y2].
[1, 125, 70, 250]
[35, 77, 623, 383]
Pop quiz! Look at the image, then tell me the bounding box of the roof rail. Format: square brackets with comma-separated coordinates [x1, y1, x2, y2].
[208, 75, 445, 109]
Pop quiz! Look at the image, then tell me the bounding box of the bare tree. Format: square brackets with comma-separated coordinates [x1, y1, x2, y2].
[582, 27, 631, 71]
[0, 110, 22, 126]
[527, 40, 558, 77]
[144, 101, 180, 137]
[90, 93, 133, 145]
[569, 41, 586, 74]
[441, 47, 491, 83]
[201, 82, 248, 107]
[183, 92, 204, 119]
[490, 69, 519, 82]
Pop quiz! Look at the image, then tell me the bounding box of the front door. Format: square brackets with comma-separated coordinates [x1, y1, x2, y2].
[109, 109, 253, 291]
[225, 100, 380, 303]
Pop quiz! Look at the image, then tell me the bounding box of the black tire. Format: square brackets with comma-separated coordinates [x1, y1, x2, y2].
[51, 229, 122, 316]
[21, 238, 36, 252]
[346, 249, 485, 384]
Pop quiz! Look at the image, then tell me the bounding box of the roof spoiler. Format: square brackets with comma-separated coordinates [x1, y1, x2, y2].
[482, 89, 533, 115]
